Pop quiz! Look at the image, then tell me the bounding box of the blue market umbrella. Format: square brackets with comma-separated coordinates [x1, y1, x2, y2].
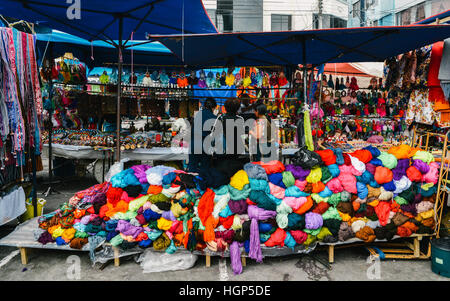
[0, 0, 217, 160]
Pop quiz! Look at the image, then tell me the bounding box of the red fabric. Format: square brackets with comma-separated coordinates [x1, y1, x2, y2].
[428, 42, 444, 87]
[428, 41, 446, 103]
[264, 228, 286, 247]
[343, 153, 352, 166]
[219, 216, 235, 229]
[197, 188, 215, 226]
[246, 198, 257, 206]
[315, 149, 336, 166]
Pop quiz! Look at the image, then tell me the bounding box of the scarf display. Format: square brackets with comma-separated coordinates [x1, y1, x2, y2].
[0, 27, 42, 188]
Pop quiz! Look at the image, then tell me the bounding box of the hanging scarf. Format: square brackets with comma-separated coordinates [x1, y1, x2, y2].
[0, 28, 25, 156]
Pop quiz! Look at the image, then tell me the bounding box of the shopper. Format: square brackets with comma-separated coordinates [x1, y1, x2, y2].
[237, 93, 257, 121]
[210, 98, 246, 162]
[187, 97, 217, 172]
[250, 104, 276, 162]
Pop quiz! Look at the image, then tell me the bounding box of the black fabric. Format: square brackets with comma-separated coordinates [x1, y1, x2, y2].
[291, 147, 323, 169]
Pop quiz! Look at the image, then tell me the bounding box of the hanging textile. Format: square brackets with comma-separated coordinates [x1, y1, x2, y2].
[427, 41, 446, 105]
[438, 38, 450, 102]
[0, 26, 42, 188]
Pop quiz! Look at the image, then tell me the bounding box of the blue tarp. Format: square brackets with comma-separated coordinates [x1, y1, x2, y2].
[194, 86, 236, 107]
[153, 24, 450, 67]
[0, 0, 217, 43]
[35, 30, 183, 68]
[36, 30, 172, 52]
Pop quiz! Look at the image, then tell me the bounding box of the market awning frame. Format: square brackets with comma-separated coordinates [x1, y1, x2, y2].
[150, 24, 450, 68]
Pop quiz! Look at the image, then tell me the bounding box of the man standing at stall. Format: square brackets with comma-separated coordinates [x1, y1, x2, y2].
[187, 97, 217, 172]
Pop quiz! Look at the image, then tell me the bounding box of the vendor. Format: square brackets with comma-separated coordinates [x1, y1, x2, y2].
[250, 104, 275, 161]
[237, 93, 259, 121]
[187, 97, 217, 172]
[101, 114, 118, 133]
[210, 98, 246, 163]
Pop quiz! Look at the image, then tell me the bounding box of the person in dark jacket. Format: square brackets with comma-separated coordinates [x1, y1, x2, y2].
[210, 98, 246, 163]
[188, 97, 217, 172]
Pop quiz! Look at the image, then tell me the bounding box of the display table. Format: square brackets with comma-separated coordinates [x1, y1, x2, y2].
[43, 144, 301, 162]
[42, 144, 188, 161]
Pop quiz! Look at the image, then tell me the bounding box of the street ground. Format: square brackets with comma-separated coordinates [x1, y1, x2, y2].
[0, 159, 448, 281]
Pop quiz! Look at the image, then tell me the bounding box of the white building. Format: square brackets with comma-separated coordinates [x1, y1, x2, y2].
[203, 0, 348, 32]
[347, 0, 450, 28]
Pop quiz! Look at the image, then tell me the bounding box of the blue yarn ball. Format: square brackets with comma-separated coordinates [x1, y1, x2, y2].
[139, 239, 153, 248]
[106, 231, 119, 242]
[244, 240, 250, 253]
[382, 181, 397, 192]
[364, 145, 381, 157]
[55, 236, 67, 245]
[140, 183, 150, 195]
[357, 170, 374, 184]
[370, 158, 383, 166]
[284, 232, 297, 249]
[268, 173, 286, 189]
[369, 180, 380, 188]
[356, 182, 368, 199]
[143, 209, 162, 221]
[318, 186, 333, 198]
[258, 223, 273, 233]
[328, 164, 341, 178]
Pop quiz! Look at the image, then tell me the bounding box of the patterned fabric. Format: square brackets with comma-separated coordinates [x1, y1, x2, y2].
[405, 90, 440, 125]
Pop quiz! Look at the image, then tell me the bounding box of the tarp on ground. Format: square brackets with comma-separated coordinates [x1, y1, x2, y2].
[152, 24, 450, 67]
[0, 0, 217, 42]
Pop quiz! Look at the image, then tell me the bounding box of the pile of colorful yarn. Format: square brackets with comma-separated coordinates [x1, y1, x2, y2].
[35, 144, 438, 275]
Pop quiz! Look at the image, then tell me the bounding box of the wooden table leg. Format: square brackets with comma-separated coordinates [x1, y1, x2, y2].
[241, 256, 246, 267]
[113, 247, 120, 267]
[413, 237, 420, 258]
[19, 247, 28, 265]
[205, 255, 211, 267]
[328, 245, 334, 264]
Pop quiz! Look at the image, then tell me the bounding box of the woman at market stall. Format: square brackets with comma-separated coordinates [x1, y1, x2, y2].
[250, 104, 276, 162]
[237, 93, 257, 121]
[187, 97, 217, 172]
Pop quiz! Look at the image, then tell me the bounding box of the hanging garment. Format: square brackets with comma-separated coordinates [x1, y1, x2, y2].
[0, 186, 26, 226]
[428, 41, 446, 104]
[405, 90, 440, 125]
[438, 38, 450, 102]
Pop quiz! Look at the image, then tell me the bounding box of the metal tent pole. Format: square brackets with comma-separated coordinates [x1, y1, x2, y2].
[116, 17, 124, 162]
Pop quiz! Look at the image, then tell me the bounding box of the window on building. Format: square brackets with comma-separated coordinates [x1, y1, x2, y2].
[396, 2, 426, 26]
[313, 14, 347, 29]
[271, 14, 291, 31]
[352, 1, 360, 18]
[415, 3, 425, 22]
[330, 15, 347, 28]
[217, 0, 233, 32]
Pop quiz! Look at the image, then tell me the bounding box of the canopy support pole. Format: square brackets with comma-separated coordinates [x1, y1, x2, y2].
[302, 40, 307, 104]
[116, 17, 124, 162]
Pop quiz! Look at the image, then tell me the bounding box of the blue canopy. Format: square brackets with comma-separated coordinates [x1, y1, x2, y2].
[152, 24, 450, 67]
[0, 0, 217, 43]
[35, 30, 183, 68]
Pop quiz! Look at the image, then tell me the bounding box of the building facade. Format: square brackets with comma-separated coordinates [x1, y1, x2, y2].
[203, 0, 348, 33]
[347, 0, 450, 27]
